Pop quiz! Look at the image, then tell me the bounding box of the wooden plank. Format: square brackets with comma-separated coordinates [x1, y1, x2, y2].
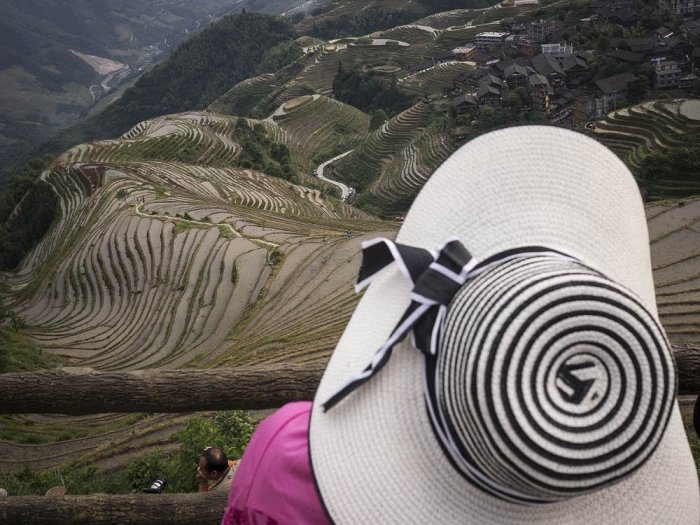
[0, 491, 227, 525]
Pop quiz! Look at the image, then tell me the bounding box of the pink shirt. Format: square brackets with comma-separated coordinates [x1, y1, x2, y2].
[220, 402, 329, 525]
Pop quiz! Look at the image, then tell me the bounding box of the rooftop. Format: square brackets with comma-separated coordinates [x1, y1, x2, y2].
[594, 71, 636, 93]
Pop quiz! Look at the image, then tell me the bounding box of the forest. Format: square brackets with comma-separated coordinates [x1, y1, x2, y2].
[0, 155, 57, 271]
[332, 63, 413, 116]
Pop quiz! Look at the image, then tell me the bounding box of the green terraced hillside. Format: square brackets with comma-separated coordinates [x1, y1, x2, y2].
[330, 101, 455, 210]
[592, 99, 700, 196]
[272, 95, 370, 167]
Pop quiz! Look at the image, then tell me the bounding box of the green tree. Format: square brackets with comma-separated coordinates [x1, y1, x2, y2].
[627, 75, 649, 104]
[369, 109, 389, 131]
[506, 87, 529, 110]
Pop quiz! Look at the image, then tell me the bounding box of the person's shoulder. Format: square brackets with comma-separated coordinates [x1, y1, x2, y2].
[258, 402, 312, 433]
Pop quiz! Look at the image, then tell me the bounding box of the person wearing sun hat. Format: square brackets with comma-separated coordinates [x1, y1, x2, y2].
[221, 125, 699, 524]
[309, 125, 699, 524]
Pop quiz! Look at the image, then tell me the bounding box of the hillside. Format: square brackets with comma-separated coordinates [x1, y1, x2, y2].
[24, 0, 507, 179]
[0, 101, 392, 480]
[0, 0, 329, 183]
[0, 0, 245, 182]
[33, 12, 301, 175]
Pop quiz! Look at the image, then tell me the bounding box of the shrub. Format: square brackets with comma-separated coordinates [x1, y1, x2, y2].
[9, 312, 26, 332]
[2, 410, 256, 495]
[269, 247, 284, 266]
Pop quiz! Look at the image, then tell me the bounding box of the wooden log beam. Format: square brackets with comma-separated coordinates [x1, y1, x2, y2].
[0, 491, 227, 525]
[0, 344, 698, 415]
[674, 343, 700, 396]
[0, 363, 325, 415]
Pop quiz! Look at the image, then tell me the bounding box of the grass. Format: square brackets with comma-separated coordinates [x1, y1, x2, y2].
[0, 326, 65, 372]
[0, 413, 147, 444]
[173, 220, 211, 235]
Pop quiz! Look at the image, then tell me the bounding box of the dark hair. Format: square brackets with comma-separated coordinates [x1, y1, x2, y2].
[203, 447, 228, 473]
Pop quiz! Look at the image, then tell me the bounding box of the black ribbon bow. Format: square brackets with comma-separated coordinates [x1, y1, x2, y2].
[322, 237, 473, 411]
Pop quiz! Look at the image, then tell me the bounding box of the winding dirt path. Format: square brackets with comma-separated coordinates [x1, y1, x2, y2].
[133, 202, 279, 250]
[316, 150, 354, 200]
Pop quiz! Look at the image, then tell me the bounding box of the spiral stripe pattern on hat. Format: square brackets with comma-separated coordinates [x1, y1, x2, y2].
[430, 255, 677, 504]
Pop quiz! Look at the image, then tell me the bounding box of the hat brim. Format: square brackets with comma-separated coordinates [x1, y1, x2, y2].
[309, 126, 699, 524]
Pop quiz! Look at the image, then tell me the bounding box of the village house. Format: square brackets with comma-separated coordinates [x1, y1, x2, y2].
[531, 53, 566, 87]
[528, 73, 552, 111]
[659, 0, 700, 15]
[476, 84, 502, 107]
[453, 45, 477, 61]
[548, 90, 579, 124]
[504, 63, 532, 88]
[434, 51, 457, 64]
[477, 72, 505, 92]
[470, 50, 500, 67]
[679, 20, 700, 41]
[562, 54, 590, 87]
[541, 43, 574, 64]
[654, 59, 683, 87]
[607, 49, 646, 64]
[451, 94, 479, 115]
[475, 32, 510, 51]
[527, 19, 563, 42]
[595, 2, 639, 26]
[593, 71, 636, 116]
[508, 16, 532, 34]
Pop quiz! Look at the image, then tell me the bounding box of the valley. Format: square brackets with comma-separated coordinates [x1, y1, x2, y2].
[0, 0, 313, 182]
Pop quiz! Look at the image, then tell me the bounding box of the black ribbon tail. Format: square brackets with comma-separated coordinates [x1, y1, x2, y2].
[322, 346, 395, 412]
[357, 239, 434, 290]
[323, 238, 472, 411]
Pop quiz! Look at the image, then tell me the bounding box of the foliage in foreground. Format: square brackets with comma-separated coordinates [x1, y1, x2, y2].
[1, 411, 255, 495]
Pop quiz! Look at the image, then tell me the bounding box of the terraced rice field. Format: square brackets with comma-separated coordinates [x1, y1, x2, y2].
[434, 24, 496, 49]
[3, 8, 697, 485]
[330, 101, 455, 207]
[295, 45, 409, 94]
[592, 99, 700, 195]
[273, 95, 370, 166]
[648, 197, 700, 343]
[0, 105, 391, 473]
[0, 413, 188, 473]
[415, 9, 482, 29]
[60, 113, 243, 167]
[207, 74, 281, 117]
[400, 61, 475, 96]
[380, 25, 438, 44]
[372, 119, 455, 203]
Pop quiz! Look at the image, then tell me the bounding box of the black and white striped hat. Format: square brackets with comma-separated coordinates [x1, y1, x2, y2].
[309, 126, 699, 524]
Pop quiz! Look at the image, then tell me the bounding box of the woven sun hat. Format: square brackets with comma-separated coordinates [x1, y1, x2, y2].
[309, 126, 699, 524]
